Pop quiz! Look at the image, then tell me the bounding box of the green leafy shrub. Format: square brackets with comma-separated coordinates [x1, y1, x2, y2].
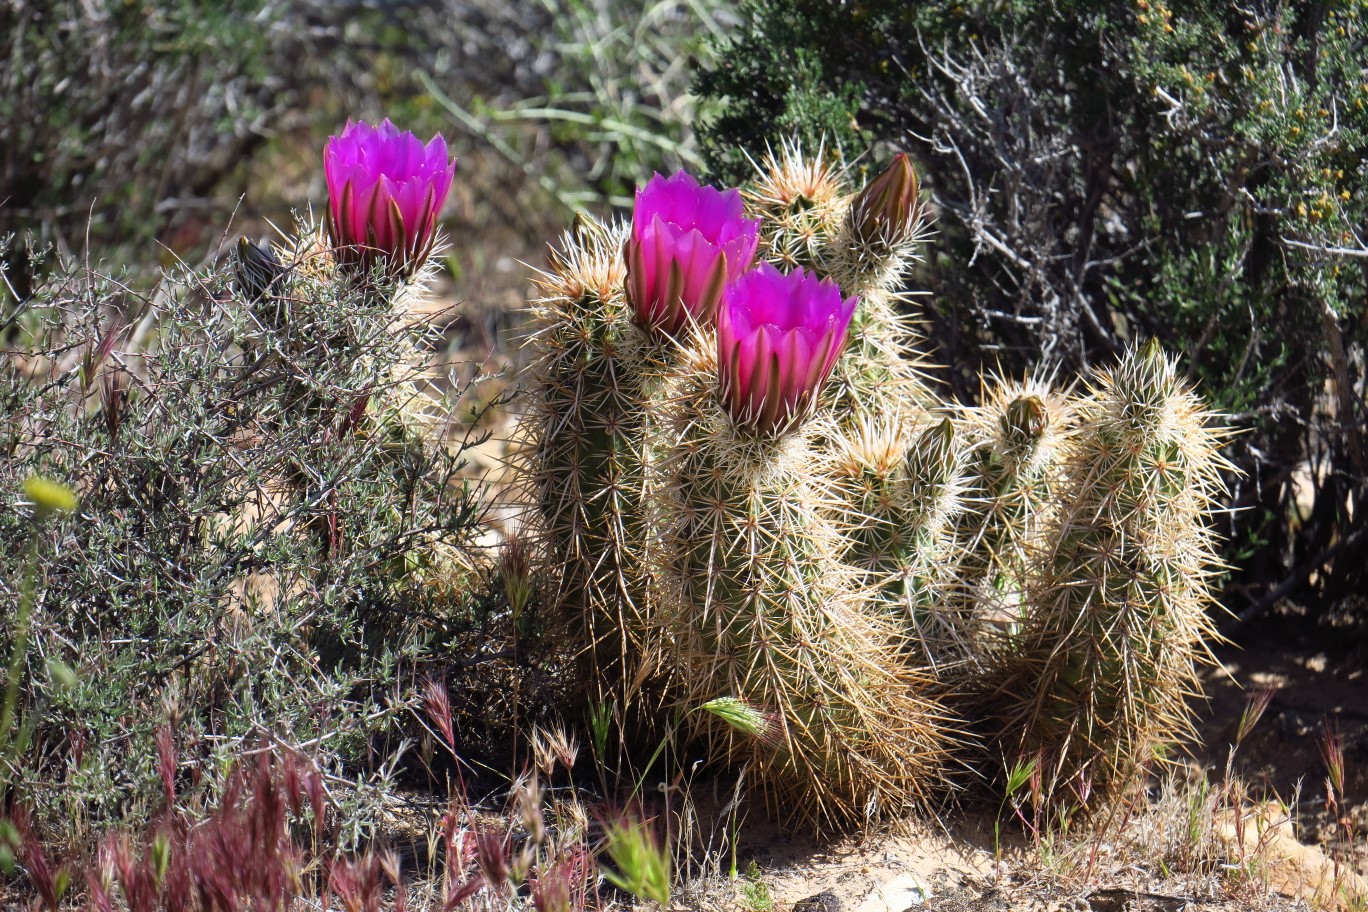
[694, 0, 1368, 608]
[0, 233, 496, 837]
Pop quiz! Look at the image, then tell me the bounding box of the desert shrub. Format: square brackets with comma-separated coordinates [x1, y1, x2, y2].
[694, 0, 1368, 608]
[0, 235, 498, 837]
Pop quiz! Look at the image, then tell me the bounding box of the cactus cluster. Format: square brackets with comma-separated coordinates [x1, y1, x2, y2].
[988, 344, 1231, 806]
[515, 147, 1230, 830]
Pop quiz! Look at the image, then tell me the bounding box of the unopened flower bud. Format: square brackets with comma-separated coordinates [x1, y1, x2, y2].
[852, 153, 922, 246]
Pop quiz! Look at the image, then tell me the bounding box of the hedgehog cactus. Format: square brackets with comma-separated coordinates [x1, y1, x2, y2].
[747, 146, 935, 426]
[893, 418, 970, 665]
[745, 141, 849, 275]
[521, 217, 646, 681]
[515, 146, 1231, 832]
[826, 415, 969, 670]
[646, 266, 950, 827]
[523, 175, 759, 700]
[990, 342, 1229, 808]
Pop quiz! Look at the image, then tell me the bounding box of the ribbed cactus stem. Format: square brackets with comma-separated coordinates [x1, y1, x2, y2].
[995, 341, 1228, 808]
[651, 379, 950, 830]
[951, 382, 1073, 659]
[892, 419, 968, 664]
[824, 291, 936, 424]
[525, 219, 662, 683]
[827, 415, 912, 574]
[829, 417, 965, 667]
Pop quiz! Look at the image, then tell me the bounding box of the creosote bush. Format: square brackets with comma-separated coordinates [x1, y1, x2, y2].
[0, 222, 494, 836]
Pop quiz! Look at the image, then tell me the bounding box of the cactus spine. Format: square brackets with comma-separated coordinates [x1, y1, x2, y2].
[747, 146, 935, 426]
[948, 377, 1075, 663]
[992, 342, 1229, 807]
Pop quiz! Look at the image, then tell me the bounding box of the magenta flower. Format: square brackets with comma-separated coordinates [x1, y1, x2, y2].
[626, 171, 759, 338]
[717, 264, 859, 436]
[324, 119, 457, 278]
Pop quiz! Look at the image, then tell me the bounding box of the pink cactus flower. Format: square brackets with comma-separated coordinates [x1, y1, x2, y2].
[717, 263, 858, 436]
[324, 119, 456, 278]
[626, 171, 760, 338]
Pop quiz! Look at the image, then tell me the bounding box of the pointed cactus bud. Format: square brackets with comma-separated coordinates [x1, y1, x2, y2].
[852, 153, 922, 246]
[906, 417, 957, 489]
[324, 119, 457, 278]
[1002, 395, 1049, 450]
[717, 263, 858, 436]
[625, 171, 759, 338]
[1115, 338, 1178, 430]
[233, 238, 285, 302]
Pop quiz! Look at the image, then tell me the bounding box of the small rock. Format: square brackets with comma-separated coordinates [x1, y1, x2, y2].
[854, 874, 931, 912]
[794, 890, 842, 912]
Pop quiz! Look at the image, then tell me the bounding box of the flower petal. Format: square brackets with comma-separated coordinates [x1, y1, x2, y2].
[626, 171, 760, 337]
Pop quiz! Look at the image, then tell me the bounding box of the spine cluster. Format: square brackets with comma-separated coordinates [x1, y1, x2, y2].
[990, 342, 1229, 806]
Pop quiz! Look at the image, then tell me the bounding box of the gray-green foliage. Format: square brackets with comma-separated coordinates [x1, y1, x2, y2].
[0, 238, 490, 834]
[694, 0, 1368, 607]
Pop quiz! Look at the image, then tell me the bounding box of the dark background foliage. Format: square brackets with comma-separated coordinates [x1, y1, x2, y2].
[695, 0, 1368, 615]
[0, 0, 717, 294]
